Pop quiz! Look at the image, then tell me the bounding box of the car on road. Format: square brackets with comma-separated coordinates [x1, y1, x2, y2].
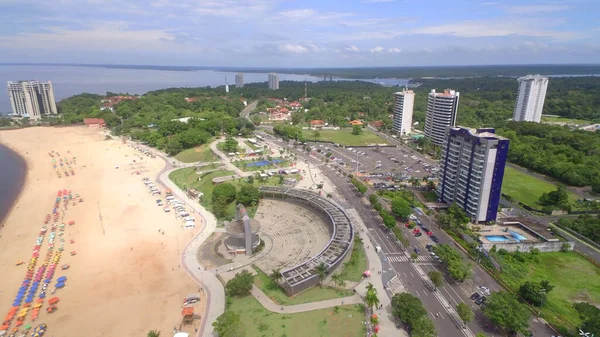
[475, 296, 487, 305]
[414, 247, 421, 255]
[415, 232, 423, 237]
[470, 293, 480, 300]
[431, 236, 439, 243]
[426, 244, 433, 251]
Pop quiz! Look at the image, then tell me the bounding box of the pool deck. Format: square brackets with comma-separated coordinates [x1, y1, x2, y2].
[478, 223, 541, 245]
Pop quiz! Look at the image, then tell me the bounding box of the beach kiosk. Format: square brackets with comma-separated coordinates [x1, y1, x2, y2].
[181, 306, 195, 325]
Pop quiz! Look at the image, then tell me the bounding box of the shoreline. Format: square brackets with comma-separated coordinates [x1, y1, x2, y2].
[0, 141, 28, 227]
[0, 126, 204, 336]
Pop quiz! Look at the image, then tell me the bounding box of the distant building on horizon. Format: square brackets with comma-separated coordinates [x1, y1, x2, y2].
[7, 80, 57, 120]
[392, 89, 415, 135]
[513, 74, 548, 123]
[437, 126, 509, 223]
[235, 73, 244, 88]
[268, 73, 279, 90]
[424, 89, 460, 146]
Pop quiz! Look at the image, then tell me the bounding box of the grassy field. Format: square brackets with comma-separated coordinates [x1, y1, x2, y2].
[421, 191, 438, 202]
[502, 166, 578, 208]
[302, 128, 389, 146]
[227, 295, 364, 337]
[174, 144, 216, 163]
[493, 251, 600, 331]
[337, 240, 368, 282]
[541, 116, 593, 125]
[245, 140, 262, 151]
[253, 267, 354, 305]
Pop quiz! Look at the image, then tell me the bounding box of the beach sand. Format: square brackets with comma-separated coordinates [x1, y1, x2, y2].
[0, 126, 203, 336]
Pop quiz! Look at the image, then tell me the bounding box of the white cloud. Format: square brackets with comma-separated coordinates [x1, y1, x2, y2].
[507, 5, 568, 14]
[370, 46, 384, 53]
[388, 47, 402, 53]
[277, 8, 354, 24]
[344, 45, 360, 52]
[361, 0, 396, 3]
[279, 44, 309, 53]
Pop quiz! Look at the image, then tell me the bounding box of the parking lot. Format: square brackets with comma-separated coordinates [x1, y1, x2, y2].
[302, 141, 439, 185]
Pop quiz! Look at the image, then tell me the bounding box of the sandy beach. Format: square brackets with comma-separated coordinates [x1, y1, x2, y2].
[0, 126, 203, 336]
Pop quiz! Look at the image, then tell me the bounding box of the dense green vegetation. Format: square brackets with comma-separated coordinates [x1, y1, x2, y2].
[391, 292, 436, 336]
[558, 215, 600, 244]
[491, 249, 600, 334]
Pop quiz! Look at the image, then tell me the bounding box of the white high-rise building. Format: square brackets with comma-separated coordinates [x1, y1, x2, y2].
[7, 80, 58, 120]
[235, 73, 244, 88]
[268, 73, 279, 90]
[513, 74, 549, 123]
[437, 127, 510, 223]
[424, 89, 460, 146]
[391, 89, 415, 135]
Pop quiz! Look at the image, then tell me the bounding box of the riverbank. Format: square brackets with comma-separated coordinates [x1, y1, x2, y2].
[0, 126, 202, 336]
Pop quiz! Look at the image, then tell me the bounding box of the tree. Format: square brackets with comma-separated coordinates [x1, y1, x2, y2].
[212, 311, 245, 337]
[391, 293, 428, 328]
[222, 138, 239, 153]
[165, 138, 183, 155]
[352, 125, 363, 135]
[331, 274, 346, 289]
[313, 129, 321, 139]
[411, 316, 436, 337]
[237, 185, 260, 206]
[251, 115, 261, 126]
[269, 269, 282, 283]
[213, 182, 237, 205]
[147, 330, 161, 337]
[365, 287, 380, 311]
[426, 180, 436, 191]
[226, 270, 254, 296]
[391, 197, 412, 219]
[483, 291, 530, 335]
[573, 302, 600, 335]
[539, 184, 571, 210]
[428, 271, 443, 290]
[475, 333, 488, 337]
[456, 302, 474, 326]
[246, 175, 254, 184]
[518, 281, 552, 307]
[315, 263, 327, 287]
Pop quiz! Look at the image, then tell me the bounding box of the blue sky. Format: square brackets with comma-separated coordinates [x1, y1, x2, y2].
[1, 0, 599, 67]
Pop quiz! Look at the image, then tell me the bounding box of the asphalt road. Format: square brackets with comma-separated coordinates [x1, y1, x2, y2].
[261, 131, 558, 337]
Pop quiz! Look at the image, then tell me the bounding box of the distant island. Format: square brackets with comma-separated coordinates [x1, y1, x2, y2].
[3, 63, 600, 79]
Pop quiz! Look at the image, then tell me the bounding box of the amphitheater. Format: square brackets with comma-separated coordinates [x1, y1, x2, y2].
[257, 187, 354, 295]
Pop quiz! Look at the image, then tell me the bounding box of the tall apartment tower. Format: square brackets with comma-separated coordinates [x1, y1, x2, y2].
[268, 73, 279, 90]
[513, 74, 548, 123]
[7, 80, 58, 120]
[437, 127, 509, 223]
[424, 89, 460, 146]
[235, 73, 244, 88]
[391, 89, 415, 135]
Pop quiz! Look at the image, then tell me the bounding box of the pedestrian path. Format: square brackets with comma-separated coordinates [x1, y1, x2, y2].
[385, 254, 437, 263]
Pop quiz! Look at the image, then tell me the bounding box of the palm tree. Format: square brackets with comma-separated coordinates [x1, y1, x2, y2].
[331, 274, 347, 289]
[410, 252, 418, 262]
[365, 288, 380, 312]
[269, 269, 282, 283]
[147, 330, 161, 337]
[365, 282, 375, 293]
[315, 263, 327, 287]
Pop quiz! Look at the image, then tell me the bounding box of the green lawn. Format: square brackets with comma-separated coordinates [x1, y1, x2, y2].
[493, 251, 600, 331]
[227, 295, 364, 337]
[541, 116, 593, 125]
[421, 191, 438, 202]
[174, 144, 217, 163]
[302, 128, 389, 146]
[245, 140, 262, 151]
[337, 241, 368, 282]
[502, 166, 577, 208]
[253, 267, 354, 305]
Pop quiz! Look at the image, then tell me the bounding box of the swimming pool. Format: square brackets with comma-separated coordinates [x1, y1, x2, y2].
[509, 230, 527, 242]
[485, 235, 512, 242]
[246, 159, 283, 167]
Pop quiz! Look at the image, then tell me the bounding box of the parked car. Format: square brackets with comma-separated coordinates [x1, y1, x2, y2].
[470, 293, 480, 300]
[431, 236, 439, 243]
[425, 244, 433, 251]
[414, 247, 421, 255]
[475, 296, 487, 305]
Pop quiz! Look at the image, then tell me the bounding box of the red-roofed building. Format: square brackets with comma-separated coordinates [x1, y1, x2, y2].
[369, 120, 384, 129]
[288, 102, 302, 110]
[349, 120, 363, 126]
[84, 118, 105, 128]
[185, 97, 200, 103]
[310, 120, 325, 127]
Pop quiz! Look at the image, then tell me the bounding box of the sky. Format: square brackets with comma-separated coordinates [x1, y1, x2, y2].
[1, 0, 599, 67]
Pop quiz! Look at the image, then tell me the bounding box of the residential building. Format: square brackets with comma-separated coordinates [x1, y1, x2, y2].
[424, 89, 460, 146]
[437, 127, 509, 223]
[310, 120, 325, 127]
[268, 73, 279, 90]
[349, 120, 363, 126]
[236, 73, 244, 88]
[392, 89, 415, 135]
[513, 74, 549, 123]
[7, 80, 58, 119]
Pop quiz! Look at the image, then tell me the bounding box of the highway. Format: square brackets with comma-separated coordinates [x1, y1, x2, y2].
[260, 131, 558, 337]
[240, 100, 258, 119]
